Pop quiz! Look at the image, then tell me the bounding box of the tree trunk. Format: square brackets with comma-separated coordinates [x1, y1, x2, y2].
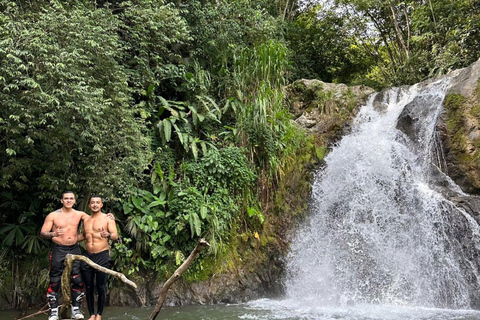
[388, 1, 409, 59]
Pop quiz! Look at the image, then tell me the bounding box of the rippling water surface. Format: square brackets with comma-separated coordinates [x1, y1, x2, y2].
[4, 301, 480, 320]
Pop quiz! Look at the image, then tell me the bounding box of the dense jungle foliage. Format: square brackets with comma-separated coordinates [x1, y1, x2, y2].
[1, 0, 479, 309]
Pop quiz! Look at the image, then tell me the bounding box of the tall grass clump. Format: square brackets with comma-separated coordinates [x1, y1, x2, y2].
[225, 40, 301, 182]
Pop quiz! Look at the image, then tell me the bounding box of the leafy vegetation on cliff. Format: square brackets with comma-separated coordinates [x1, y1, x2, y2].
[1, 0, 480, 308]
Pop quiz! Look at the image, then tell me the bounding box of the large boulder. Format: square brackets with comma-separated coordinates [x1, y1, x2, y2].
[285, 79, 374, 145]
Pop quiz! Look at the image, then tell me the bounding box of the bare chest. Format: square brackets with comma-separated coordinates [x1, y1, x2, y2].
[53, 213, 81, 229]
[84, 215, 108, 233]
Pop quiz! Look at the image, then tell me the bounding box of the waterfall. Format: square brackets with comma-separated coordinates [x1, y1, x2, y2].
[284, 78, 480, 309]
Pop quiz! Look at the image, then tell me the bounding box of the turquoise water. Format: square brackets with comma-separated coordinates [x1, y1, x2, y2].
[4, 300, 480, 320]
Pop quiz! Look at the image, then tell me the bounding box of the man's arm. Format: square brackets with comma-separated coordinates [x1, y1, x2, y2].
[77, 232, 86, 242]
[79, 211, 90, 222]
[40, 213, 62, 239]
[107, 219, 118, 241]
[100, 219, 118, 241]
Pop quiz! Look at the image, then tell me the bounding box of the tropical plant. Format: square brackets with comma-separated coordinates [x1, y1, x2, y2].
[0, 211, 48, 308]
[155, 95, 222, 160]
[224, 41, 293, 181]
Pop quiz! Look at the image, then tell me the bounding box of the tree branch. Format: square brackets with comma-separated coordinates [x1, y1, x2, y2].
[60, 254, 137, 317]
[149, 239, 210, 320]
[16, 304, 48, 320]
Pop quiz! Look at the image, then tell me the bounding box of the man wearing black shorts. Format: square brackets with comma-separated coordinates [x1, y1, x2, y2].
[78, 195, 118, 320]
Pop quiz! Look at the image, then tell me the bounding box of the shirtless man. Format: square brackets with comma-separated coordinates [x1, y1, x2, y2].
[78, 195, 118, 320]
[40, 191, 92, 320]
[40, 191, 115, 320]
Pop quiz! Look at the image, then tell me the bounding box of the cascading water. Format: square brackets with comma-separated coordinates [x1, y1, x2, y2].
[282, 78, 480, 312]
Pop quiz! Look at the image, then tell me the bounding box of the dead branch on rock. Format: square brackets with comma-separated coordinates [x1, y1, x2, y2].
[60, 254, 137, 317]
[149, 238, 210, 320]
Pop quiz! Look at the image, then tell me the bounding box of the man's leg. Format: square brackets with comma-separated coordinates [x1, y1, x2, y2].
[81, 259, 96, 320]
[94, 251, 111, 320]
[47, 246, 65, 320]
[71, 246, 85, 320]
[95, 271, 108, 319]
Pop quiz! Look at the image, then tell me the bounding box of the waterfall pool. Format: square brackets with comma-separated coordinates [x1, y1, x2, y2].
[4, 301, 480, 320]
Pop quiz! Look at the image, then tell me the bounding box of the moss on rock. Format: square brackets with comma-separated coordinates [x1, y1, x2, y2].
[443, 79, 480, 194]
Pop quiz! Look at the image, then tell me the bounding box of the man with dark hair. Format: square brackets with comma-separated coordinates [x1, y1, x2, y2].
[78, 195, 118, 320]
[40, 192, 114, 320]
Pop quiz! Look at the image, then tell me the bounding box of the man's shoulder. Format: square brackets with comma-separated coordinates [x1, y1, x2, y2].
[75, 210, 90, 220]
[96, 213, 112, 224]
[47, 209, 61, 217]
[98, 212, 110, 220]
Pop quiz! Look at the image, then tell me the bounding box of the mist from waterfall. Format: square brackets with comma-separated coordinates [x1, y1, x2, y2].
[284, 78, 480, 310]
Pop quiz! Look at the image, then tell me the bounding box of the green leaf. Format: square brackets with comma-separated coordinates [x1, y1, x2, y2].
[123, 202, 133, 215]
[191, 140, 198, 159]
[0, 224, 16, 234]
[201, 141, 207, 154]
[132, 196, 142, 208]
[193, 212, 201, 236]
[146, 83, 155, 97]
[3, 228, 17, 247]
[200, 206, 207, 219]
[188, 212, 202, 237]
[175, 250, 184, 265]
[15, 227, 25, 246]
[163, 119, 172, 142]
[148, 200, 166, 208]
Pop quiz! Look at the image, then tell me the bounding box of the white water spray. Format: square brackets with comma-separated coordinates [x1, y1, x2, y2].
[284, 79, 480, 310]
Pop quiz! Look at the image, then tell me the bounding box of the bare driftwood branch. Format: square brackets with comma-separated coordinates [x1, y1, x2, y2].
[16, 304, 48, 320]
[149, 238, 210, 320]
[60, 254, 137, 317]
[68, 254, 137, 288]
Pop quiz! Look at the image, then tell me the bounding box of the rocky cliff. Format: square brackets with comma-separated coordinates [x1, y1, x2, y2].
[442, 60, 480, 195]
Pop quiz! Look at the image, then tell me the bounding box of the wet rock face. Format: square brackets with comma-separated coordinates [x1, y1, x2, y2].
[439, 58, 480, 195]
[108, 257, 285, 307]
[451, 195, 480, 223]
[396, 57, 480, 195]
[447, 57, 480, 98]
[396, 99, 421, 146]
[436, 109, 480, 195]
